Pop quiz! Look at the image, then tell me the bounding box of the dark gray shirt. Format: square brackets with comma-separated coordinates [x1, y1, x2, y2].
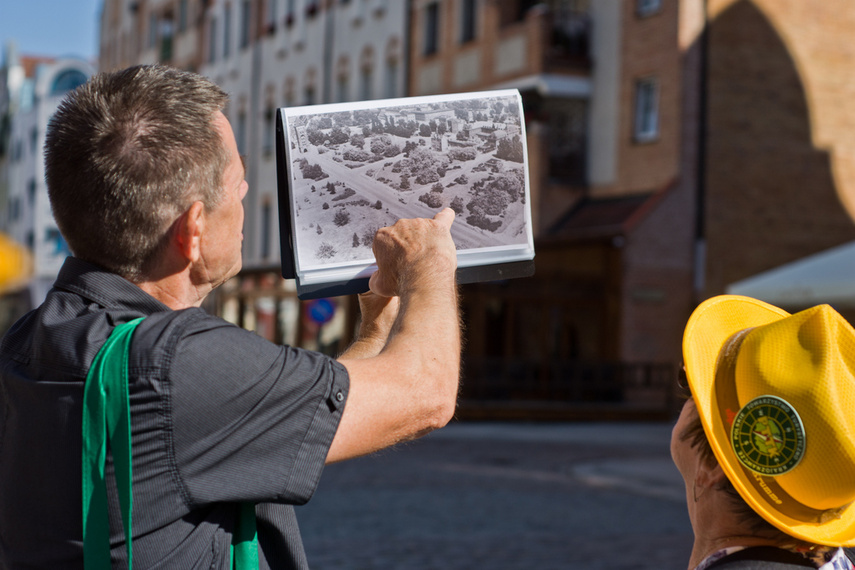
[0, 257, 349, 569]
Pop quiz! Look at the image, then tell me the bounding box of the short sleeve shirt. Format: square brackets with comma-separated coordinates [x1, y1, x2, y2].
[0, 257, 349, 569]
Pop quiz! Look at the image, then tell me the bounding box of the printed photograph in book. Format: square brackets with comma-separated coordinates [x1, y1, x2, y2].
[277, 89, 534, 294]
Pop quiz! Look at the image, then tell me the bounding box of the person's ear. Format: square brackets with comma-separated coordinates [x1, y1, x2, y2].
[695, 455, 727, 494]
[175, 201, 206, 263]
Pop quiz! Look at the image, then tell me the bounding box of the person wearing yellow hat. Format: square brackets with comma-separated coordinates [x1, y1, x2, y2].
[673, 295, 855, 569]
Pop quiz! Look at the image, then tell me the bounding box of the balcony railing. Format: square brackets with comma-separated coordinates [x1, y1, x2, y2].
[459, 358, 681, 420]
[544, 11, 591, 72]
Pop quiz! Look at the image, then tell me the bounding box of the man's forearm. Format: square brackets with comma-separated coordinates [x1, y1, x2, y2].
[327, 210, 460, 463]
[386, 275, 461, 394]
[338, 293, 399, 360]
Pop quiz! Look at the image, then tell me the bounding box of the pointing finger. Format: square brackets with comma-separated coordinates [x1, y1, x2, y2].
[433, 208, 455, 230]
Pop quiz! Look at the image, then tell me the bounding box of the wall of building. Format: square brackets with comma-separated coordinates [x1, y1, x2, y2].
[702, 0, 855, 296]
[0, 56, 94, 309]
[611, 0, 682, 197]
[586, 0, 621, 191]
[614, 0, 705, 364]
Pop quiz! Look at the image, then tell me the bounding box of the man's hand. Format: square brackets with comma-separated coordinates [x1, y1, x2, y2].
[368, 208, 457, 298]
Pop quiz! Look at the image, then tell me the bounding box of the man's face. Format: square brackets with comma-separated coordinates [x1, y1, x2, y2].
[199, 112, 248, 287]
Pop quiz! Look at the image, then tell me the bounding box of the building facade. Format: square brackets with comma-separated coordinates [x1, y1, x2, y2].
[98, 0, 408, 354]
[701, 0, 855, 299]
[408, 0, 855, 419]
[4, 0, 854, 418]
[0, 46, 94, 311]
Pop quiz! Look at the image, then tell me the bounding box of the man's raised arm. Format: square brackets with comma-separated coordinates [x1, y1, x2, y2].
[327, 208, 461, 463]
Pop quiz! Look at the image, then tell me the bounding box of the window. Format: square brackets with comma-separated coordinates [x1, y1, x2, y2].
[45, 227, 70, 256]
[30, 128, 37, 154]
[423, 2, 439, 56]
[263, 106, 275, 156]
[149, 12, 158, 48]
[637, 0, 662, 16]
[284, 78, 295, 107]
[352, 0, 365, 21]
[266, 0, 277, 33]
[237, 111, 247, 154]
[159, 17, 174, 61]
[208, 16, 217, 62]
[50, 69, 87, 96]
[384, 60, 398, 98]
[360, 68, 372, 101]
[261, 201, 272, 259]
[241, 0, 252, 48]
[500, 0, 537, 27]
[178, 0, 189, 32]
[542, 97, 588, 184]
[304, 86, 315, 106]
[460, 0, 476, 43]
[224, 4, 232, 58]
[633, 77, 659, 142]
[337, 76, 349, 103]
[285, 0, 295, 25]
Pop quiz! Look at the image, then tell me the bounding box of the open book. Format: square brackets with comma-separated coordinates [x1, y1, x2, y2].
[276, 90, 535, 300]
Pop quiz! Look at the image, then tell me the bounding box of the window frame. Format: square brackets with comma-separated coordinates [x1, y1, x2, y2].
[423, 2, 440, 56]
[633, 76, 660, 143]
[240, 0, 252, 50]
[636, 0, 663, 17]
[460, 0, 477, 44]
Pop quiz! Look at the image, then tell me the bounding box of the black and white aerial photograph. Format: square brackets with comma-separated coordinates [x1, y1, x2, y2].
[279, 89, 534, 283]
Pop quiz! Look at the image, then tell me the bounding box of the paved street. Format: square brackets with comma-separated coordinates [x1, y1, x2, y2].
[298, 421, 694, 569]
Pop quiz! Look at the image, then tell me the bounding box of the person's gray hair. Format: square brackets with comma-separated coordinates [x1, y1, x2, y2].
[45, 65, 230, 281]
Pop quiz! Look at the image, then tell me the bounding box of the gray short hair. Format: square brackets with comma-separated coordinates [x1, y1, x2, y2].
[45, 65, 230, 281]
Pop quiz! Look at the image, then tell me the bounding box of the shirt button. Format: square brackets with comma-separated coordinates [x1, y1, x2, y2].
[335, 391, 344, 402]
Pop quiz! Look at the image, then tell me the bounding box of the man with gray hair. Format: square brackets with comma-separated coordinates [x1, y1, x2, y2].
[0, 65, 461, 568]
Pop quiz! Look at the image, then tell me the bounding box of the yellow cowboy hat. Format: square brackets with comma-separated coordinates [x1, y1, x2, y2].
[683, 294, 855, 546]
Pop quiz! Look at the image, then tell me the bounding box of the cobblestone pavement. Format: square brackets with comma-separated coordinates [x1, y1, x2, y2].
[297, 421, 694, 569]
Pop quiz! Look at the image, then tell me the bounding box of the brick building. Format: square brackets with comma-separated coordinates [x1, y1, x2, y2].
[406, 0, 693, 418]
[4, 0, 851, 419]
[98, 0, 407, 353]
[702, 0, 855, 299]
[409, 0, 855, 419]
[0, 47, 94, 325]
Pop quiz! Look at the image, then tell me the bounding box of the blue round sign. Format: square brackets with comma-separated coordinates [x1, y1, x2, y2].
[307, 298, 335, 325]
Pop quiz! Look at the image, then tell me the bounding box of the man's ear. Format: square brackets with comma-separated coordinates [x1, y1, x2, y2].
[696, 454, 727, 492]
[175, 201, 206, 262]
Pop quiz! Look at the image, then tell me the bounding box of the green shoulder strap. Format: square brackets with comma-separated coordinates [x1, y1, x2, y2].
[82, 318, 258, 569]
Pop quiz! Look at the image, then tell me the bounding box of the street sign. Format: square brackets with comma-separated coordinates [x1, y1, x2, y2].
[307, 298, 335, 325]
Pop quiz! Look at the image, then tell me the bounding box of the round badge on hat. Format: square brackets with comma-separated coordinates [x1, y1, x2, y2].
[730, 395, 806, 476]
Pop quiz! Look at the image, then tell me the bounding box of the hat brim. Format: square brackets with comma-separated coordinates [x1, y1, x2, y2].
[683, 295, 855, 546]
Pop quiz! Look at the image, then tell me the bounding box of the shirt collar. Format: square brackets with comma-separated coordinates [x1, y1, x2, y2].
[53, 257, 170, 315]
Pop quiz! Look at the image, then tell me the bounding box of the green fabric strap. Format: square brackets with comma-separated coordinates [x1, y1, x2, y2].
[82, 318, 258, 569]
[232, 503, 260, 568]
[82, 318, 144, 569]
